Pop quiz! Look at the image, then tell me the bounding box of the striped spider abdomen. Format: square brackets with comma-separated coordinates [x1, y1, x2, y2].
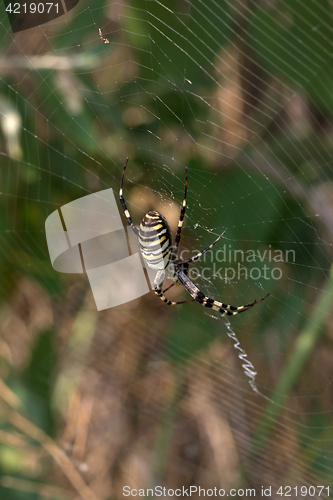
[138, 211, 173, 270]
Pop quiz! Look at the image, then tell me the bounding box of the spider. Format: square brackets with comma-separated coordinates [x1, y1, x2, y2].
[119, 159, 269, 316]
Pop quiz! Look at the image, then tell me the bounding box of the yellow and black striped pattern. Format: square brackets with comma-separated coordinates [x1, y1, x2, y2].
[175, 167, 188, 249]
[139, 211, 172, 270]
[119, 158, 138, 235]
[176, 269, 269, 316]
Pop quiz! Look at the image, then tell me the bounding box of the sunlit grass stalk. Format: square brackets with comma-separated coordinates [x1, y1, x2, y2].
[0, 398, 99, 500]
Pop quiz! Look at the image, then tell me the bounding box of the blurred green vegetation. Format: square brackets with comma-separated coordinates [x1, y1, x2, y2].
[0, 0, 332, 498]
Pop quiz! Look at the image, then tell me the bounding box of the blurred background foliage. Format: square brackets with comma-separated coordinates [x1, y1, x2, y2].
[0, 0, 332, 498]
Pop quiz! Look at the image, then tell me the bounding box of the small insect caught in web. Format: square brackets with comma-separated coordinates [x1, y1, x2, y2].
[98, 28, 109, 44]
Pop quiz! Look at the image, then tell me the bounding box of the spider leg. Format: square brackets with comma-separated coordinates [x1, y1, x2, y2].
[176, 269, 269, 316]
[154, 270, 195, 306]
[119, 158, 139, 235]
[179, 230, 226, 264]
[174, 166, 188, 252]
[163, 282, 175, 293]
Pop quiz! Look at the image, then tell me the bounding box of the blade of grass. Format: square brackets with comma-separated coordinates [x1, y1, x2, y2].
[252, 265, 333, 451]
[1, 475, 73, 499]
[0, 398, 99, 500]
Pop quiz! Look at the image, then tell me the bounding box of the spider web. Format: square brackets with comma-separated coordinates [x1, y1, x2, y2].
[0, 0, 333, 497]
